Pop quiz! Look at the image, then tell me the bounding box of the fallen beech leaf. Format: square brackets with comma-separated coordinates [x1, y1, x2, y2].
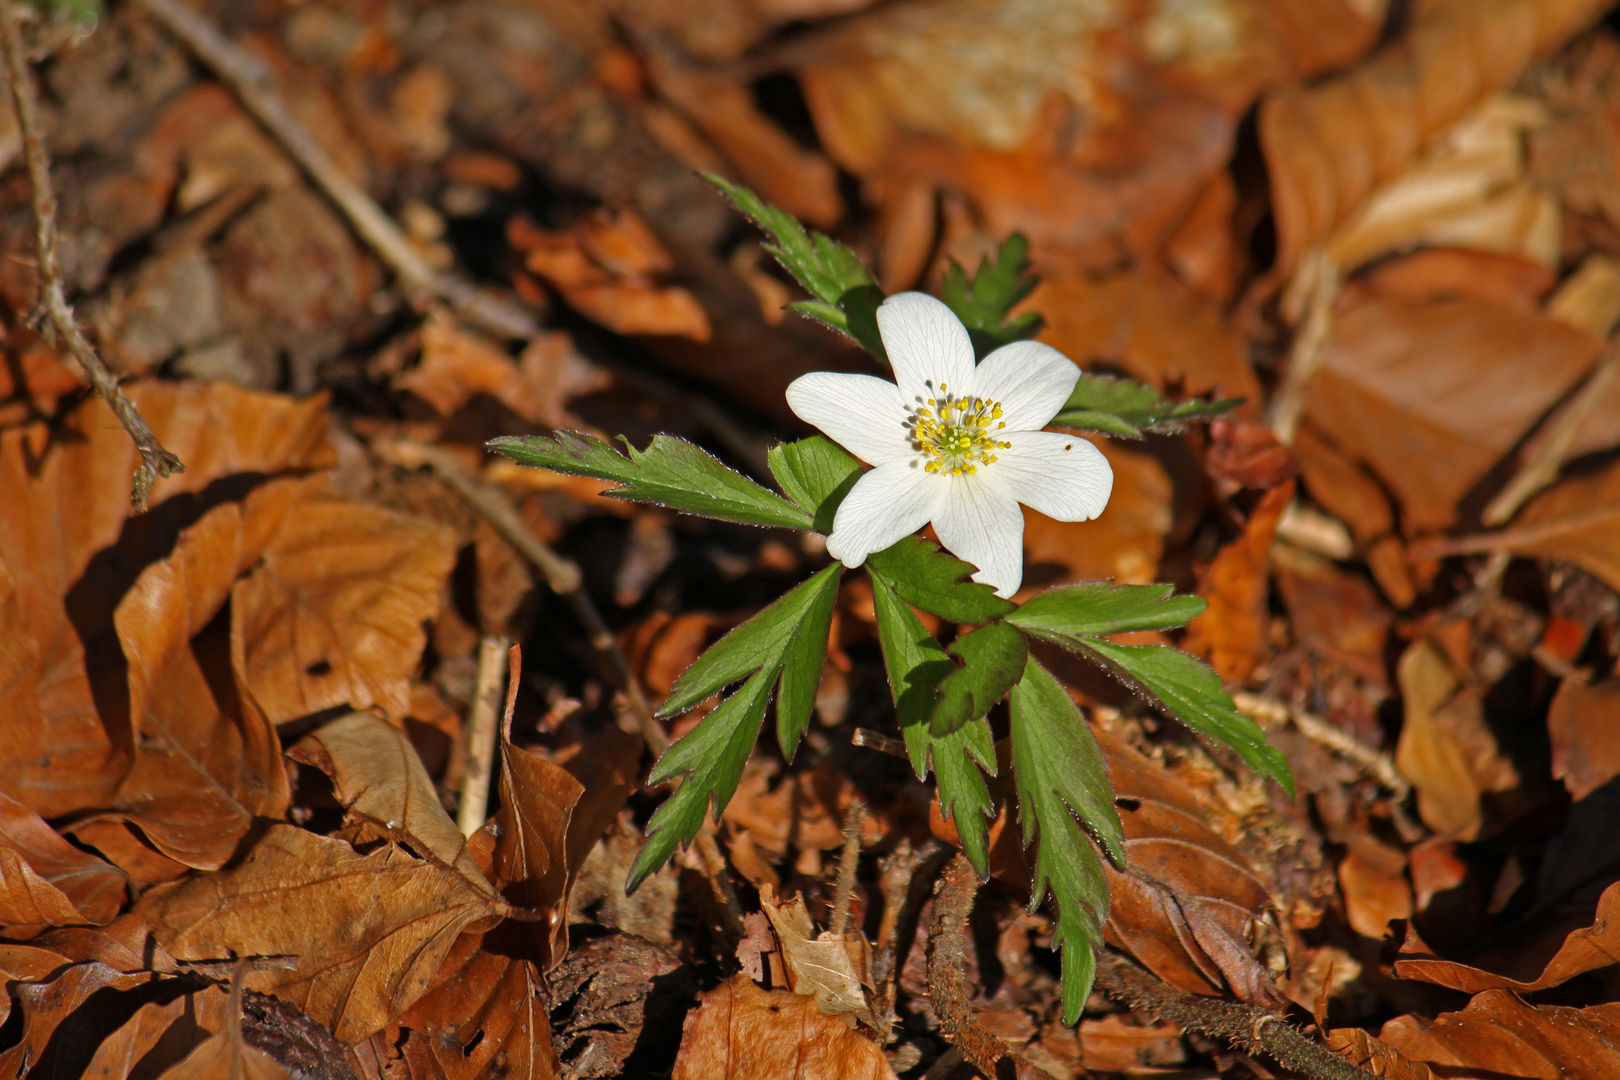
[1292, 425, 1394, 546]
[1396, 879, 1620, 994]
[492, 729, 585, 970]
[0, 961, 158, 1077]
[723, 764, 885, 865]
[1261, 0, 1611, 276]
[158, 993, 292, 1080]
[1381, 991, 1620, 1078]
[1548, 678, 1620, 800]
[1337, 841, 1413, 941]
[136, 824, 501, 1043]
[0, 790, 124, 934]
[1324, 1028, 1437, 1080]
[67, 820, 197, 892]
[232, 482, 457, 725]
[289, 712, 493, 899]
[0, 944, 70, 1027]
[1077, 1014, 1184, 1071]
[760, 885, 878, 1028]
[1031, 259, 1263, 401]
[1095, 728, 1285, 1007]
[1303, 296, 1601, 533]
[83, 985, 233, 1080]
[1185, 482, 1293, 682]
[0, 383, 332, 818]
[1498, 460, 1620, 592]
[672, 973, 896, 1080]
[37, 911, 179, 971]
[1357, 247, 1556, 312]
[1274, 544, 1392, 687]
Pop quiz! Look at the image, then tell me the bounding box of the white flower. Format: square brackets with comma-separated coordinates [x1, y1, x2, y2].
[786, 292, 1113, 598]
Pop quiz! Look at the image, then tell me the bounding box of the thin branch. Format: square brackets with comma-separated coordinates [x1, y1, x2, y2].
[1094, 949, 1378, 1080]
[1269, 249, 1342, 445]
[0, 0, 182, 511]
[927, 853, 1059, 1080]
[387, 439, 747, 937]
[1231, 692, 1409, 801]
[457, 634, 510, 837]
[828, 801, 865, 938]
[132, 0, 537, 342]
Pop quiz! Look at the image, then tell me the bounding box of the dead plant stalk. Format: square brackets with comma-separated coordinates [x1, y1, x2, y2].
[0, 0, 183, 511]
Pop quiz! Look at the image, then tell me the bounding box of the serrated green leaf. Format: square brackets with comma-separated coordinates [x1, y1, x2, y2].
[1010, 582, 1208, 639]
[866, 537, 1016, 624]
[940, 233, 1042, 358]
[932, 622, 1027, 736]
[871, 574, 995, 876]
[629, 664, 775, 893]
[1049, 374, 1243, 438]
[1009, 657, 1122, 1023]
[775, 566, 842, 759]
[704, 174, 887, 359]
[767, 436, 862, 534]
[1074, 640, 1295, 796]
[659, 564, 842, 719]
[489, 431, 809, 530]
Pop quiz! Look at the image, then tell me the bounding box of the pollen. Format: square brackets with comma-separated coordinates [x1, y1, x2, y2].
[906, 380, 1011, 475]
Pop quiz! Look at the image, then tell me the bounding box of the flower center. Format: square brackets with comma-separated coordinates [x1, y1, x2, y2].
[905, 381, 1011, 475]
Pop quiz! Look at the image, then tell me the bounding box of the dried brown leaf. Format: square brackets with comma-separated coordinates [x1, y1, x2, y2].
[492, 731, 585, 970]
[1185, 482, 1293, 682]
[1395, 639, 1483, 840]
[759, 885, 878, 1028]
[1324, 1027, 1437, 1080]
[1381, 991, 1620, 1078]
[1498, 460, 1620, 592]
[231, 483, 456, 725]
[1261, 0, 1612, 276]
[289, 712, 493, 898]
[0, 962, 158, 1077]
[136, 824, 500, 1043]
[83, 986, 231, 1080]
[1548, 677, 1620, 800]
[0, 790, 124, 934]
[672, 973, 895, 1080]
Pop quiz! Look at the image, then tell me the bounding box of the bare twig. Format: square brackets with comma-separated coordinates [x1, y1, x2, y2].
[828, 802, 866, 938]
[1095, 949, 1378, 1080]
[132, 0, 537, 342]
[1232, 692, 1409, 801]
[1269, 249, 1342, 445]
[927, 853, 1059, 1080]
[457, 634, 510, 836]
[389, 440, 747, 936]
[0, 0, 183, 511]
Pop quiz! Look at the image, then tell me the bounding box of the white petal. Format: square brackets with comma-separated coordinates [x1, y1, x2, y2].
[786, 372, 913, 465]
[826, 459, 948, 566]
[930, 477, 1026, 598]
[877, 292, 975, 405]
[968, 339, 1080, 431]
[984, 430, 1113, 521]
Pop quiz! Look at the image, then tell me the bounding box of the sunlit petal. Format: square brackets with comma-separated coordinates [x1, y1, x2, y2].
[968, 340, 1080, 431]
[786, 372, 913, 465]
[877, 292, 975, 405]
[931, 478, 1026, 598]
[826, 459, 948, 565]
[983, 430, 1113, 521]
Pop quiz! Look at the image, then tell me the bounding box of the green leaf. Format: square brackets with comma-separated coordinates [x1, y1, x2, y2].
[775, 566, 841, 759]
[932, 622, 1027, 736]
[704, 174, 887, 359]
[659, 564, 842, 719]
[1009, 657, 1123, 1023]
[488, 431, 809, 530]
[1010, 582, 1208, 639]
[628, 664, 775, 893]
[940, 233, 1042, 359]
[767, 436, 863, 534]
[866, 537, 1016, 625]
[871, 573, 995, 877]
[1050, 374, 1243, 439]
[1075, 640, 1295, 796]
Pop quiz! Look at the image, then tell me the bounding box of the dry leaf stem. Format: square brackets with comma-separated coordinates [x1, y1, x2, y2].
[927, 853, 1059, 1080]
[1269, 250, 1342, 444]
[407, 442, 747, 936]
[829, 802, 865, 937]
[1232, 692, 1409, 800]
[457, 634, 510, 837]
[1094, 950, 1378, 1080]
[132, 0, 537, 342]
[0, 0, 183, 512]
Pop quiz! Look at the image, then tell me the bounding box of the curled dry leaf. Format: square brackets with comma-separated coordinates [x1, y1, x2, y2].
[83, 984, 232, 1080]
[491, 728, 587, 970]
[1548, 677, 1620, 800]
[1302, 296, 1601, 533]
[1395, 879, 1620, 995]
[157, 1002, 293, 1080]
[0, 961, 159, 1077]
[1496, 459, 1620, 592]
[1380, 990, 1620, 1078]
[0, 383, 333, 818]
[289, 712, 493, 898]
[1323, 1028, 1437, 1080]
[1394, 639, 1497, 841]
[1184, 482, 1293, 683]
[0, 944, 70, 1028]
[759, 884, 879, 1029]
[672, 973, 896, 1080]
[135, 824, 502, 1044]
[1095, 728, 1286, 1008]
[0, 790, 124, 935]
[1261, 0, 1612, 276]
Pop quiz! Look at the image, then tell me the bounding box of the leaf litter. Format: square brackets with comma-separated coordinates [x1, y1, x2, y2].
[11, 1, 1620, 1078]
